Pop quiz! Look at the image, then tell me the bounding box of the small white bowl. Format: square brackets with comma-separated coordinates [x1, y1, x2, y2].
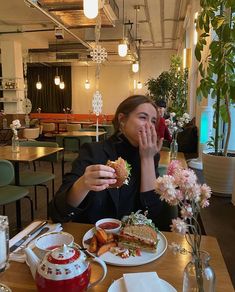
[95, 218, 121, 234]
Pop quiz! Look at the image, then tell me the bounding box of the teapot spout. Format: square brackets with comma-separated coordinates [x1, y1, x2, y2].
[25, 247, 40, 279]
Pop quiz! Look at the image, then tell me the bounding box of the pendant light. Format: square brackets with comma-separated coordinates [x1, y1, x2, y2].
[118, 0, 128, 57]
[83, 0, 98, 19]
[132, 6, 140, 73]
[59, 75, 65, 89]
[54, 67, 60, 85]
[132, 61, 139, 73]
[84, 63, 91, 89]
[36, 75, 42, 90]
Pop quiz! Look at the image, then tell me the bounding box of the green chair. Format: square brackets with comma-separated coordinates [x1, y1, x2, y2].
[0, 160, 34, 226]
[17, 141, 59, 218]
[56, 136, 92, 177]
[158, 164, 168, 177]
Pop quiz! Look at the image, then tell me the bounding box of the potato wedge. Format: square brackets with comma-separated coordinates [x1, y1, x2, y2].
[88, 234, 98, 253]
[97, 242, 117, 256]
[96, 229, 108, 244]
[107, 232, 114, 242]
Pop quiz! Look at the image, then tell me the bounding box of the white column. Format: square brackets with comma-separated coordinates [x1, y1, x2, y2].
[0, 40, 25, 114]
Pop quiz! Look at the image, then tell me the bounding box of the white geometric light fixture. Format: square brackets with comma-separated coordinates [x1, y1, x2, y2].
[59, 75, 65, 89]
[54, 67, 60, 85]
[83, 0, 98, 19]
[132, 61, 139, 73]
[118, 0, 128, 57]
[36, 75, 42, 90]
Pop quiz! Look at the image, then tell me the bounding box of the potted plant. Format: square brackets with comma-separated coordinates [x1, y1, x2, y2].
[145, 55, 188, 117]
[195, 0, 235, 195]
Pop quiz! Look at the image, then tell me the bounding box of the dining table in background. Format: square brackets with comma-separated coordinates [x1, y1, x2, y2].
[160, 150, 187, 169]
[0, 222, 233, 291]
[56, 130, 107, 141]
[0, 146, 63, 229]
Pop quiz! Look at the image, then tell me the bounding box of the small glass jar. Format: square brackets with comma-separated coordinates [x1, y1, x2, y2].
[183, 251, 216, 292]
[12, 134, 20, 153]
[170, 139, 178, 160]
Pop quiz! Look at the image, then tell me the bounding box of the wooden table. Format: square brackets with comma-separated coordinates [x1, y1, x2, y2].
[0, 223, 233, 291]
[0, 146, 63, 229]
[160, 151, 187, 168]
[57, 131, 106, 138]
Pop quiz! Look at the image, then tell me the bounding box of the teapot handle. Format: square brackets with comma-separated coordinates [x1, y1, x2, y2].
[87, 256, 107, 289]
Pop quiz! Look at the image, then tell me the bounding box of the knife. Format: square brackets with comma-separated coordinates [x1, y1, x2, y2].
[10, 221, 47, 253]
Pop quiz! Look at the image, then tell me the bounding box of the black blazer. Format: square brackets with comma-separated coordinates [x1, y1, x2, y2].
[49, 136, 177, 231]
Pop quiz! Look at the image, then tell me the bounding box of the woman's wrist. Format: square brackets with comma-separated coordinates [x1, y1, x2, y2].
[67, 176, 89, 207]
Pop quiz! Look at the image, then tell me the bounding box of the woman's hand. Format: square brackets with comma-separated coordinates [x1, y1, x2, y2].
[81, 164, 117, 192]
[138, 124, 163, 158]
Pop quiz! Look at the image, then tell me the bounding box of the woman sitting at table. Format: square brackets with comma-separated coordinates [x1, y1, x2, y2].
[49, 95, 177, 230]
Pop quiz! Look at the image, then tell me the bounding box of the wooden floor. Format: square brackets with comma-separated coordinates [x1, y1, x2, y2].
[2, 158, 235, 289]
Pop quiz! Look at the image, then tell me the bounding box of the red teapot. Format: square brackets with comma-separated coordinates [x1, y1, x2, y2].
[25, 244, 107, 292]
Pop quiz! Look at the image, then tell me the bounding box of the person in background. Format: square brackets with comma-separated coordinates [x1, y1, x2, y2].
[155, 99, 172, 143]
[49, 95, 177, 231]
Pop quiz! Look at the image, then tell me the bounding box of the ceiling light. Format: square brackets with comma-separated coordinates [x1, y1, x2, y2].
[36, 75, 42, 90]
[132, 61, 139, 73]
[54, 68, 60, 85]
[59, 76, 65, 89]
[137, 81, 142, 89]
[83, 0, 98, 19]
[118, 0, 128, 57]
[84, 63, 90, 89]
[118, 39, 128, 57]
[85, 79, 90, 89]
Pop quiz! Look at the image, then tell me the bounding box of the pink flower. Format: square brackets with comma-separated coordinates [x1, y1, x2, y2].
[180, 204, 193, 219]
[155, 175, 178, 205]
[170, 218, 188, 234]
[167, 160, 183, 176]
[200, 184, 212, 200]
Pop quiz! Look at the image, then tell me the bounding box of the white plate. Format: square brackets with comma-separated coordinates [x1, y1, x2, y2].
[82, 228, 167, 266]
[108, 277, 177, 292]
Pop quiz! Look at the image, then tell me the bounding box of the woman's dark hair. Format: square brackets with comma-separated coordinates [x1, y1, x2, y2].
[156, 99, 166, 108]
[112, 95, 157, 133]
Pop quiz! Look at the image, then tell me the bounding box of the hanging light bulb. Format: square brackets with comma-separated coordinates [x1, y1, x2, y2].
[137, 81, 142, 89]
[83, 0, 98, 19]
[132, 61, 139, 73]
[118, 39, 128, 57]
[85, 79, 90, 89]
[59, 75, 65, 89]
[84, 63, 91, 89]
[54, 67, 60, 85]
[118, 0, 128, 57]
[36, 75, 42, 90]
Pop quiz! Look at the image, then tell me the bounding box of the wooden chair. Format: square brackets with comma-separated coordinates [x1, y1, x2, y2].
[66, 123, 81, 131]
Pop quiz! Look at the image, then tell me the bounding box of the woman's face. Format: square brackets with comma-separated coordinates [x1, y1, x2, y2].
[119, 103, 157, 146]
[158, 106, 165, 118]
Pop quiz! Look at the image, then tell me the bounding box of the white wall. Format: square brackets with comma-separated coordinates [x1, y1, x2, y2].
[71, 49, 175, 114]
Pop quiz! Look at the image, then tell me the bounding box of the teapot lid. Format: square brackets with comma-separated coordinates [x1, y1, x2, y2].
[47, 244, 80, 265]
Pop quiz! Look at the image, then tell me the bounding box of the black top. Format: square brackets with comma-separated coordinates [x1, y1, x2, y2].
[49, 134, 177, 231]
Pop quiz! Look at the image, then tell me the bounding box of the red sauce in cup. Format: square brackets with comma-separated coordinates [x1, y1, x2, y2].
[98, 222, 120, 230]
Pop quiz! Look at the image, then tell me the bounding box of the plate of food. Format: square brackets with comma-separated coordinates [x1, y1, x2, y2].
[82, 212, 167, 266]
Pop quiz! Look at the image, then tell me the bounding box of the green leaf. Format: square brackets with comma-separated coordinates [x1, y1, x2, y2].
[195, 45, 201, 61]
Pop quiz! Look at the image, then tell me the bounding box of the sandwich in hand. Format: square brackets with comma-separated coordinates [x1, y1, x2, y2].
[118, 211, 158, 252]
[106, 157, 131, 188]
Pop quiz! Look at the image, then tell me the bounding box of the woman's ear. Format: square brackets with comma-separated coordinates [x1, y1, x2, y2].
[118, 113, 126, 130]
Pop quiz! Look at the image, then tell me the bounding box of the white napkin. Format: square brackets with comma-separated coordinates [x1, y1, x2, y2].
[123, 272, 165, 292]
[9, 221, 62, 263]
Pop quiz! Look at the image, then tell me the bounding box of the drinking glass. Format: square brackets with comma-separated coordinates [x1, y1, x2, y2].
[0, 216, 12, 292]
